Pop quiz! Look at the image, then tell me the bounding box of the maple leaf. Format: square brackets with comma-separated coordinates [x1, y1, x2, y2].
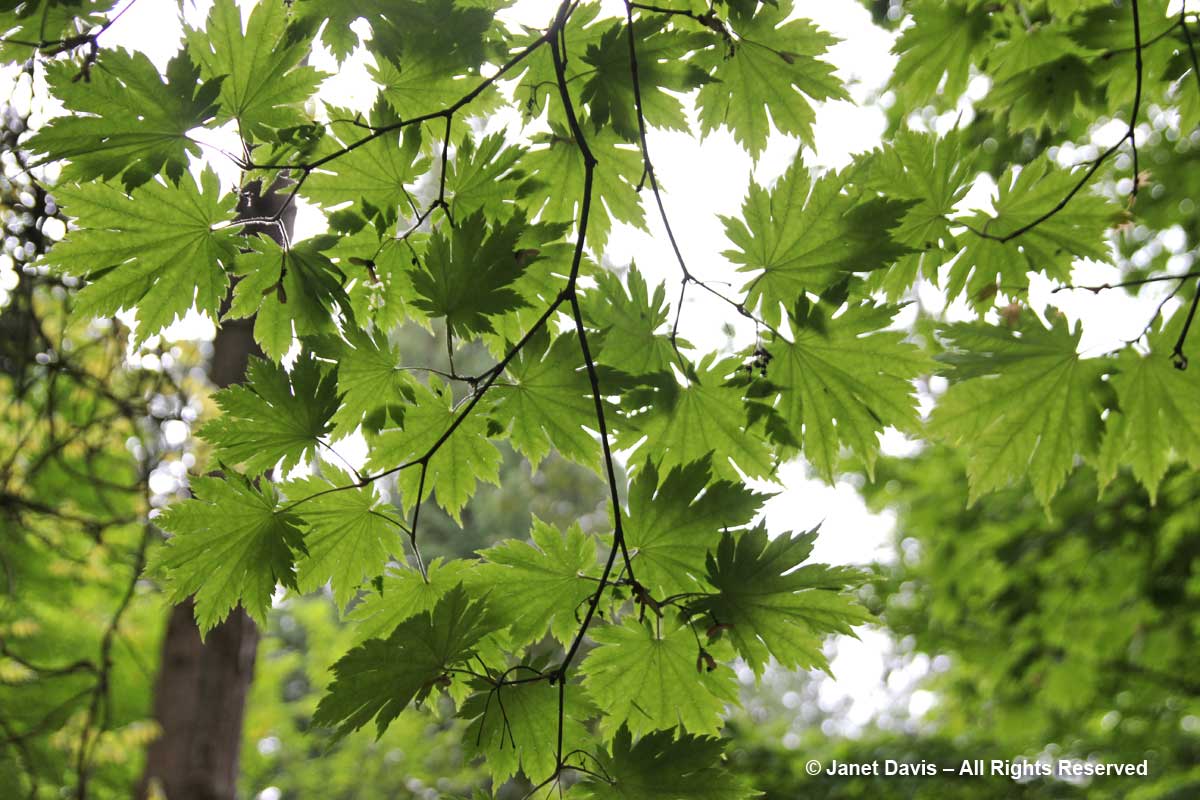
[445, 132, 532, 220]
[46, 167, 237, 342]
[889, 0, 992, 108]
[694, 0, 847, 157]
[284, 466, 400, 610]
[581, 616, 739, 739]
[226, 235, 353, 361]
[311, 326, 418, 439]
[29, 49, 222, 190]
[198, 354, 339, 476]
[490, 329, 597, 470]
[186, 0, 324, 140]
[367, 377, 503, 522]
[580, 20, 711, 140]
[768, 301, 934, 483]
[347, 559, 474, 642]
[572, 728, 757, 800]
[410, 211, 532, 337]
[1098, 316, 1200, 501]
[930, 312, 1105, 506]
[624, 459, 766, 597]
[313, 586, 497, 739]
[619, 356, 776, 482]
[950, 159, 1119, 307]
[522, 120, 646, 253]
[154, 474, 306, 634]
[470, 518, 599, 646]
[303, 112, 427, 226]
[724, 158, 913, 327]
[695, 526, 869, 676]
[463, 678, 590, 784]
[584, 265, 679, 376]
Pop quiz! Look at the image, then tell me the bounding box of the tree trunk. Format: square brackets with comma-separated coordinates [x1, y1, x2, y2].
[139, 179, 295, 800]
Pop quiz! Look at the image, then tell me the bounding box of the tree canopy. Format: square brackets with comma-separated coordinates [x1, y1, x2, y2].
[2, 0, 1199, 797]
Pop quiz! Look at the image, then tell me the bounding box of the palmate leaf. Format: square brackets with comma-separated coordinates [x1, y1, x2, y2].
[695, 526, 869, 676]
[768, 301, 934, 483]
[1098, 316, 1200, 501]
[581, 616, 738, 739]
[580, 19, 711, 140]
[522, 119, 646, 252]
[570, 728, 757, 800]
[303, 113, 426, 226]
[312, 326, 418, 439]
[930, 312, 1105, 506]
[186, 0, 323, 140]
[584, 264, 678, 376]
[619, 356, 776, 482]
[284, 466, 399, 610]
[313, 586, 497, 739]
[30, 49, 221, 190]
[445, 132, 532, 220]
[347, 559, 473, 642]
[198, 354, 339, 476]
[889, 0, 992, 108]
[723, 158, 913, 327]
[624, 459, 766, 597]
[154, 474, 306, 634]
[949, 159, 1120, 307]
[463, 678, 590, 785]
[410, 211, 533, 337]
[367, 377, 503, 521]
[226, 235, 353, 360]
[490, 328, 596, 470]
[46, 167, 238, 342]
[469, 518, 599, 646]
[694, 0, 847, 158]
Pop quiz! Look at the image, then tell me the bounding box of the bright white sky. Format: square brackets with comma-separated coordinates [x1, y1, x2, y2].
[78, 0, 1187, 735]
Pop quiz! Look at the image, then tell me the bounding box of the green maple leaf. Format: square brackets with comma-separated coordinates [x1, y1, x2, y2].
[950, 159, 1119, 307]
[313, 586, 497, 738]
[581, 616, 738, 739]
[463, 678, 589, 785]
[226, 235, 353, 360]
[889, 0, 992, 108]
[470, 518, 598, 646]
[198, 354, 339, 476]
[584, 265, 678, 376]
[284, 466, 400, 610]
[625, 459, 766, 597]
[723, 158, 913, 327]
[619, 356, 776, 482]
[1099, 317, 1200, 501]
[410, 211, 532, 337]
[303, 113, 426, 225]
[768, 301, 934, 483]
[155, 474, 306, 634]
[29, 49, 221, 190]
[46, 167, 238, 342]
[522, 120, 645, 253]
[186, 0, 323, 140]
[694, 0, 847, 157]
[930, 312, 1105, 506]
[490, 329, 596, 470]
[367, 377, 503, 521]
[445, 132, 531, 220]
[581, 20, 711, 140]
[372, 55, 502, 121]
[571, 728, 757, 800]
[312, 327, 418, 439]
[347, 559, 474, 642]
[695, 526, 868, 676]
